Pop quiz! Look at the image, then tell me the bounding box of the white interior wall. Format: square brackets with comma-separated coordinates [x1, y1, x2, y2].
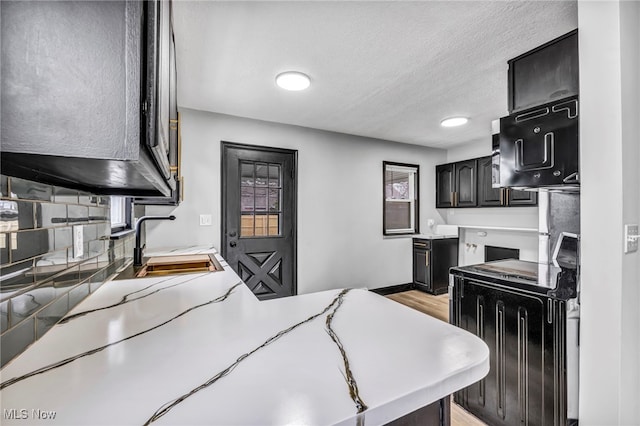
[578, 1, 640, 423]
[445, 138, 492, 163]
[618, 0, 640, 421]
[145, 110, 448, 294]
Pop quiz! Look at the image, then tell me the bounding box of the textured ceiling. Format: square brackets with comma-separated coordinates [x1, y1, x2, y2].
[173, 1, 577, 148]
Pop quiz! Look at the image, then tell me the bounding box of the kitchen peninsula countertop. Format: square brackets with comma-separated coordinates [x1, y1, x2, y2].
[0, 246, 489, 425]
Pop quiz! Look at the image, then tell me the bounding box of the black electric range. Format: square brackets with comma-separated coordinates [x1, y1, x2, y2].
[450, 259, 576, 300]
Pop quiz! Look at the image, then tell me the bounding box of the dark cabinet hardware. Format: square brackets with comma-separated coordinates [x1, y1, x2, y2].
[412, 237, 458, 295]
[1, 0, 177, 197]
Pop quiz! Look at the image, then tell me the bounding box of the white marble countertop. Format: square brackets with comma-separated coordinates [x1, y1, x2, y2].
[0, 246, 489, 425]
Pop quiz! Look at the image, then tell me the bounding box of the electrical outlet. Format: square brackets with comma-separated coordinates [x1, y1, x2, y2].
[73, 225, 83, 258]
[624, 224, 638, 253]
[199, 214, 212, 226]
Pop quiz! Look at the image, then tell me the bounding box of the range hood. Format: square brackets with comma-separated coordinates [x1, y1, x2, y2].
[493, 96, 580, 193]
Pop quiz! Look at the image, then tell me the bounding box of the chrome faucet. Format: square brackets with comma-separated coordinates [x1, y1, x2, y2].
[134, 215, 176, 266]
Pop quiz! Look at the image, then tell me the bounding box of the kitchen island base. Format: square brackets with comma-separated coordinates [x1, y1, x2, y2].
[388, 397, 450, 426]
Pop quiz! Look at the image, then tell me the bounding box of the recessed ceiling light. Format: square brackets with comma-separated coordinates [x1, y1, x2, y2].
[276, 71, 311, 91]
[440, 117, 469, 127]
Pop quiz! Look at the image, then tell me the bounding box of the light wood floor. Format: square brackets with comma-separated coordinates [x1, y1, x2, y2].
[386, 290, 487, 426]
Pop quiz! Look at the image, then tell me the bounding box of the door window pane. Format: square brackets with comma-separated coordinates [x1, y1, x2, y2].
[255, 188, 267, 211]
[241, 213, 254, 237]
[241, 187, 254, 212]
[269, 189, 281, 212]
[267, 214, 280, 236]
[241, 162, 254, 186]
[239, 161, 282, 237]
[268, 165, 281, 187]
[255, 163, 268, 186]
[253, 215, 265, 237]
[240, 215, 279, 237]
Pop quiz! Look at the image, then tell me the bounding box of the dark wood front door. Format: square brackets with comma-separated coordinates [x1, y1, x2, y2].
[221, 142, 297, 299]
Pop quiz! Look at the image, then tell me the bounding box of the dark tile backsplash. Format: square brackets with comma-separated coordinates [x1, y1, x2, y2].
[15, 200, 35, 230]
[10, 286, 56, 326]
[0, 233, 8, 265]
[1, 299, 9, 333]
[0, 174, 134, 367]
[68, 280, 90, 311]
[0, 259, 36, 294]
[0, 176, 9, 198]
[36, 294, 69, 339]
[0, 317, 35, 367]
[11, 229, 52, 264]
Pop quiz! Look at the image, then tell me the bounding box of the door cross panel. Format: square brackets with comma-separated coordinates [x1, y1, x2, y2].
[237, 250, 284, 297]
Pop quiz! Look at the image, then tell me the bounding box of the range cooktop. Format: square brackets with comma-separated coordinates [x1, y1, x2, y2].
[469, 259, 539, 282]
[451, 259, 577, 299]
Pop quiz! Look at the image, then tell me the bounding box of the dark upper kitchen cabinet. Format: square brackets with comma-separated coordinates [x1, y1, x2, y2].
[412, 237, 458, 295]
[136, 27, 182, 206]
[455, 160, 478, 207]
[1, 0, 176, 197]
[435, 164, 455, 208]
[477, 156, 537, 207]
[450, 276, 569, 426]
[477, 156, 502, 207]
[508, 30, 578, 114]
[435, 160, 477, 208]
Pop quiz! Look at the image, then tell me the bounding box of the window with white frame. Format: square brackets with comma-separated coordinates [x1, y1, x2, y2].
[110, 196, 129, 231]
[383, 162, 419, 235]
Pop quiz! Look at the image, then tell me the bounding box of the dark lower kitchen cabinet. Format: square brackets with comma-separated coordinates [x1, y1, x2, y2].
[450, 276, 570, 426]
[1, 0, 176, 197]
[435, 160, 477, 208]
[477, 156, 537, 207]
[412, 237, 458, 295]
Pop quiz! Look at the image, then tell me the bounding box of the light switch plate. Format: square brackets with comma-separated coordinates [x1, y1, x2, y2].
[624, 224, 638, 253]
[199, 214, 212, 226]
